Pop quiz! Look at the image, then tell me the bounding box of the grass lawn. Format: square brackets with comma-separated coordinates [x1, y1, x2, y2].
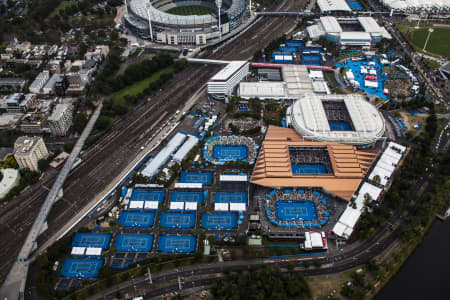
[167, 5, 216, 16]
[50, 1, 76, 17]
[409, 27, 450, 57]
[111, 66, 175, 104]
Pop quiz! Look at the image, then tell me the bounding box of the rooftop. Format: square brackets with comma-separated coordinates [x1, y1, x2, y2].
[210, 61, 248, 81]
[48, 103, 72, 121]
[14, 136, 42, 156]
[251, 126, 378, 200]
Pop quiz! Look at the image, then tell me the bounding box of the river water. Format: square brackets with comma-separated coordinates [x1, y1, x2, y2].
[376, 218, 450, 300]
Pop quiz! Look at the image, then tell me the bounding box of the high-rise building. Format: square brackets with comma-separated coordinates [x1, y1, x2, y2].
[13, 136, 49, 172]
[47, 103, 73, 136]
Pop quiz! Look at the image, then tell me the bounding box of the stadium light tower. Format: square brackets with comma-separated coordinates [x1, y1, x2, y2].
[423, 28, 433, 52]
[216, 0, 222, 39]
[124, 0, 128, 15]
[146, 0, 153, 40]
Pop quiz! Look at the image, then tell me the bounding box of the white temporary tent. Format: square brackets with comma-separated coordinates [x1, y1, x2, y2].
[144, 201, 159, 210]
[170, 201, 185, 210]
[214, 203, 229, 212]
[129, 201, 144, 209]
[85, 247, 102, 256]
[185, 202, 198, 211]
[229, 203, 246, 212]
[71, 247, 86, 256]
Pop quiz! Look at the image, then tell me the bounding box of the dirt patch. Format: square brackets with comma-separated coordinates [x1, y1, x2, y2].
[399, 111, 428, 134]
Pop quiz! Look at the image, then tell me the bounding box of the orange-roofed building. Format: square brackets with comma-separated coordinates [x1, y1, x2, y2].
[251, 126, 379, 201]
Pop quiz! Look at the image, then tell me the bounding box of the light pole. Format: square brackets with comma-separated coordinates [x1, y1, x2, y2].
[423, 28, 433, 52]
[215, 0, 222, 39]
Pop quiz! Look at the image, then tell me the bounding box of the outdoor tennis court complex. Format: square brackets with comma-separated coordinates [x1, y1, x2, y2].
[276, 200, 317, 221]
[180, 172, 212, 185]
[202, 213, 238, 229]
[131, 189, 165, 202]
[158, 235, 196, 253]
[115, 234, 154, 252]
[72, 233, 111, 250]
[61, 258, 104, 278]
[118, 211, 155, 227]
[213, 145, 248, 160]
[160, 212, 196, 229]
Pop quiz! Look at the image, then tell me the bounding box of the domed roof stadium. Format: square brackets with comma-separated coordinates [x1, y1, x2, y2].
[289, 94, 385, 145]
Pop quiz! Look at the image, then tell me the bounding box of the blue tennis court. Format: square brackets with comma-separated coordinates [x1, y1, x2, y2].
[301, 55, 321, 65]
[202, 213, 238, 229]
[131, 189, 165, 202]
[238, 104, 249, 112]
[115, 234, 153, 252]
[160, 212, 196, 229]
[292, 164, 328, 175]
[276, 200, 317, 221]
[329, 121, 352, 131]
[170, 191, 204, 204]
[346, 1, 364, 10]
[213, 145, 248, 160]
[158, 235, 196, 253]
[60, 258, 103, 278]
[180, 172, 212, 184]
[72, 233, 111, 250]
[214, 192, 248, 204]
[118, 211, 155, 227]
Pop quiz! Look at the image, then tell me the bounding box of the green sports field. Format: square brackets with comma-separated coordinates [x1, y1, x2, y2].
[409, 27, 450, 58]
[166, 5, 216, 16]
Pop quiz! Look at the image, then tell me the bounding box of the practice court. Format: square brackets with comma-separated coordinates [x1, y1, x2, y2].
[276, 200, 317, 221]
[160, 212, 196, 229]
[60, 258, 103, 278]
[118, 211, 155, 227]
[202, 213, 238, 229]
[158, 235, 196, 253]
[213, 145, 248, 160]
[131, 189, 165, 202]
[72, 233, 111, 250]
[180, 172, 212, 184]
[170, 191, 204, 204]
[115, 234, 154, 252]
[214, 192, 247, 204]
[291, 164, 328, 175]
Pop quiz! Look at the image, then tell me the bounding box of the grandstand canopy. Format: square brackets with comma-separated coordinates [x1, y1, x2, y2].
[174, 182, 203, 189]
[170, 202, 185, 210]
[317, 0, 351, 12]
[85, 248, 102, 256]
[230, 203, 246, 211]
[251, 126, 379, 200]
[215, 203, 229, 211]
[129, 201, 144, 209]
[71, 247, 85, 256]
[144, 201, 159, 210]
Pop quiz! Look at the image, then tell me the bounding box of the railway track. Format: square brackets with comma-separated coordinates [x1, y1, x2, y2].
[0, 0, 308, 283]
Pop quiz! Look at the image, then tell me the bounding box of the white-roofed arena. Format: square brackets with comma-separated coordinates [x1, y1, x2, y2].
[124, 0, 247, 45]
[379, 0, 449, 12]
[289, 94, 385, 145]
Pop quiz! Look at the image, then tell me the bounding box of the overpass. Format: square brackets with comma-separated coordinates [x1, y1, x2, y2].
[187, 58, 230, 65]
[255, 11, 406, 17]
[0, 102, 103, 300]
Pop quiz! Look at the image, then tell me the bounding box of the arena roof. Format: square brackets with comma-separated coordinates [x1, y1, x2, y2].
[239, 82, 286, 99]
[251, 126, 378, 200]
[320, 16, 343, 33]
[380, 0, 450, 11]
[317, 0, 351, 12]
[290, 94, 385, 145]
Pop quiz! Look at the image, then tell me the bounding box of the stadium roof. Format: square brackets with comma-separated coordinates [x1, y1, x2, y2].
[317, 0, 351, 12]
[320, 16, 342, 33]
[380, 0, 450, 11]
[290, 93, 385, 145]
[251, 126, 378, 200]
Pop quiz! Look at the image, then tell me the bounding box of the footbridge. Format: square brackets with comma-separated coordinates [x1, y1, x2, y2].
[0, 101, 103, 300]
[187, 58, 230, 65]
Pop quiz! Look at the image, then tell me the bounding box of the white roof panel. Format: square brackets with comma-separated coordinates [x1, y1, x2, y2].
[71, 247, 86, 256]
[85, 247, 102, 256]
[219, 174, 248, 182]
[214, 203, 229, 211]
[170, 201, 185, 210]
[320, 16, 343, 33]
[174, 182, 203, 189]
[317, 0, 351, 11]
[129, 201, 144, 209]
[185, 202, 198, 211]
[144, 201, 159, 210]
[229, 203, 246, 211]
[211, 61, 248, 81]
